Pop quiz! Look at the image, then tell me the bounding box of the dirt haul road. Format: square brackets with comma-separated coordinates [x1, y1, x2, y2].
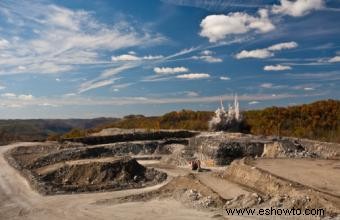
[0, 142, 214, 220]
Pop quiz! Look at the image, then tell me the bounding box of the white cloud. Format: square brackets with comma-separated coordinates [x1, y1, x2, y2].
[79, 79, 117, 93]
[185, 91, 199, 97]
[260, 84, 287, 89]
[1, 93, 16, 98]
[78, 64, 136, 93]
[0, 2, 164, 75]
[111, 54, 141, 61]
[249, 101, 260, 105]
[0, 39, 9, 48]
[192, 55, 222, 63]
[291, 83, 320, 91]
[154, 67, 189, 74]
[220, 76, 231, 80]
[143, 55, 164, 60]
[111, 83, 134, 90]
[200, 50, 213, 56]
[17, 66, 27, 71]
[200, 9, 275, 42]
[264, 64, 292, 71]
[164, 47, 199, 60]
[111, 54, 163, 62]
[176, 73, 210, 79]
[267, 42, 298, 51]
[56, 78, 61, 82]
[328, 56, 340, 63]
[39, 103, 58, 107]
[1, 93, 34, 100]
[46, 5, 85, 31]
[63, 93, 77, 97]
[235, 41, 298, 59]
[260, 83, 273, 88]
[100, 64, 136, 78]
[192, 50, 222, 63]
[272, 0, 324, 17]
[141, 75, 173, 82]
[18, 94, 34, 100]
[236, 49, 273, 59]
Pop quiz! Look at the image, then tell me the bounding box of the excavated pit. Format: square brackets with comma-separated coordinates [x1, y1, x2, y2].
[4, 130, 340, 218]
[5, 140, 177, 195]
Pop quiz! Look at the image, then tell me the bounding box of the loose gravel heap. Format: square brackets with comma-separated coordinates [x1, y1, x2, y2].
[40, 157, 167, 194]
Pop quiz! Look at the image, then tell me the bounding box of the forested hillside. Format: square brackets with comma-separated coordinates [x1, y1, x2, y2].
[0, 118, 118, 144]
[244, 99, 340, 142]
[89, 99, 340, 143]
[102, 111, 214, 131]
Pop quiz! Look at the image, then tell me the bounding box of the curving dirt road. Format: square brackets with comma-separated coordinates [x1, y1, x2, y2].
[0, 142, 215, 220]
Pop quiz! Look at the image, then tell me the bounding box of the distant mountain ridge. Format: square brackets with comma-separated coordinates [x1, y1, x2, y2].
[0, 118, 118, 144]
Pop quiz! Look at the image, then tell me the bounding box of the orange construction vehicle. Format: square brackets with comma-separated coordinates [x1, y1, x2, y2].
[189, 159, 201, 171]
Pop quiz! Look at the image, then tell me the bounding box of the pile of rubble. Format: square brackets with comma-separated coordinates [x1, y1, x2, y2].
[262, 140, 318, 158]
[224, 193, 263, 209]
[40, 157, 167, 194]
[182, 189, 216, 209]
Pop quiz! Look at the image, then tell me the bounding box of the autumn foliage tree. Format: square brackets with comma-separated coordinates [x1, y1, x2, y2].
[65, 100, 340, 143]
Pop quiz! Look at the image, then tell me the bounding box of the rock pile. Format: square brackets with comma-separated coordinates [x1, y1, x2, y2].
[39, 157, 167, 194]
[224, 193, 263, 209]
[262, 140, 318, 158]
[182, 189, 216, 209]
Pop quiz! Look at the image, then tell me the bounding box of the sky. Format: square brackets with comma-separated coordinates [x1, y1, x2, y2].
[0, 0, 339, 119]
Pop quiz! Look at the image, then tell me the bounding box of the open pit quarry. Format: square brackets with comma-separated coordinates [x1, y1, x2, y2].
[1, 129, 340, 219]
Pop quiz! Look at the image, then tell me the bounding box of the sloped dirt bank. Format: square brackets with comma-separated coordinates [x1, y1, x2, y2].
[220, 158, 340, 216]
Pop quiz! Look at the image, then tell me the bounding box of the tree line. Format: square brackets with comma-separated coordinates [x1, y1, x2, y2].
[61, 99, 340, 143]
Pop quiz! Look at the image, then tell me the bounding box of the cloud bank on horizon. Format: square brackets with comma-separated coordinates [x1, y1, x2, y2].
[0, 0, 339, 118]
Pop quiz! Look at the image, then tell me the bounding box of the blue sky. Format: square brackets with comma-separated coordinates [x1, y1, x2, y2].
[0, 0, 339, 118]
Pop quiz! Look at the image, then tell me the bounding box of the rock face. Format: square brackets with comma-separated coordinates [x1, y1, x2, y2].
[63, 130, 197, 145]
[186, 132, 338, 166]
[189, 133, 266, 165]
[30, 140, 186, 169]
[295, 138, 340, 159]
[261, 140, 313, 158]
[40, 157, 167, 194]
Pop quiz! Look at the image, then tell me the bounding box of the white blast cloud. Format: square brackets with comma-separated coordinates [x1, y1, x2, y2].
[209, 95, 245, 132]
